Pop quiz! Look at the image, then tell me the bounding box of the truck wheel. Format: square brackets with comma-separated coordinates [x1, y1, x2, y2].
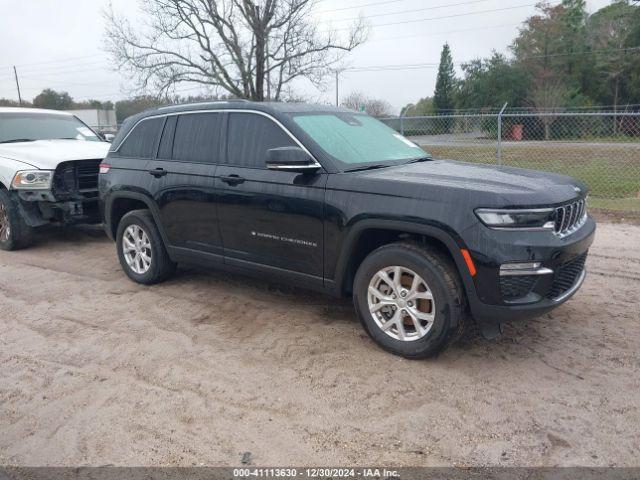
[116, 209, 176, 285]
[0, 189, 34, 251]
[353, 242, 467, 359]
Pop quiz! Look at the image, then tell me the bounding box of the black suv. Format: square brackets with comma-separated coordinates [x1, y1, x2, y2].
[99, 101, 595, 358]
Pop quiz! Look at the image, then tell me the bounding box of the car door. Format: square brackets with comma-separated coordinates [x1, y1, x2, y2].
[216, 111, 327, 280]
[145, 112, 224, 256]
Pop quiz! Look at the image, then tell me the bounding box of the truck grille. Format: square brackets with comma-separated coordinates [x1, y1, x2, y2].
[553, 199, 587, 236]
[53, 160, 101, 200]
[545, 252, 588, 299]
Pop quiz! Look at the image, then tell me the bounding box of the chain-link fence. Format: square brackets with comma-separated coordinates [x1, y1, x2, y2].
[380, 112, 640, 212]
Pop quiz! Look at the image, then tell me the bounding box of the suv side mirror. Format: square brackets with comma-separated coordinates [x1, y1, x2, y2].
[266, 147, 320, 173]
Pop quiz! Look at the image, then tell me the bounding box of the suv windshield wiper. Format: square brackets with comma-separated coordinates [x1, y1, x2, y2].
[344, 164, 393, 173]
[0, 138, 36, 144]
[404, 156, 432, 164]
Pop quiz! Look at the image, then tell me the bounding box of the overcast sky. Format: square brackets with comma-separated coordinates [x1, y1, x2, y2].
[0, 0, 612, 113]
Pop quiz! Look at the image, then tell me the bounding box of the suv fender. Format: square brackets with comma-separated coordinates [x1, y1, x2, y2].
[331, 218, 479, 304]
[104, 191, 171, 247]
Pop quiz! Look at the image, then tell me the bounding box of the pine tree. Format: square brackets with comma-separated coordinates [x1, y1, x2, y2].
[433, 43, 456, 132]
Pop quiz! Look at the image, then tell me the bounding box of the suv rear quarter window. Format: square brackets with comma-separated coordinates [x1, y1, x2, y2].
[117, 117, 163, 158]
[226, 113, 296, 168]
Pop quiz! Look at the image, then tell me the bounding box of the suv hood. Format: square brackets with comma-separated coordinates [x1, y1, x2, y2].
[0, 139, 110, 170]
[358, 160, 586, 207]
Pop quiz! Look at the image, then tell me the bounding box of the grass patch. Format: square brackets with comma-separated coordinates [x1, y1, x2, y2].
[589, 197, 640, 212]
[421, 144, 640, 211]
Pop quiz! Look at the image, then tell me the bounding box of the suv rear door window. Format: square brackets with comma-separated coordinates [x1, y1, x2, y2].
[118, 117, 163, 158]
[226, 113, 296, 168]
[172, 113, 222, 163]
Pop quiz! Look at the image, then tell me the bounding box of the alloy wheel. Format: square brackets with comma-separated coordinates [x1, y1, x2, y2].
[367, 266, 436, 341]
[122, 224, 152, 275]
[0, 203, 10, 243]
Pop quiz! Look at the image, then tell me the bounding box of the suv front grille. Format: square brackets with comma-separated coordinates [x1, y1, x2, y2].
[53, 160, 101, 200]
[545, 252, 588, 299]
[554, 199, 587, 236]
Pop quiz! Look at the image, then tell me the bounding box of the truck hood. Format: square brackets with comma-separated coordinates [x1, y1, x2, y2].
[0, 139, 110, 170]
[358, 160, 587, 207]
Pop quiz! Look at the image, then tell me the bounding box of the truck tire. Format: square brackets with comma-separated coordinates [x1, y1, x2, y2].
[353, 242, 468, 359]
[0, 189, 34, 251]
[116, 209, 176, 285]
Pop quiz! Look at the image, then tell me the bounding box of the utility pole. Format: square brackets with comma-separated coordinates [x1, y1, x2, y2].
[13, 66, 22, 106]
[335, 70, 339, 106]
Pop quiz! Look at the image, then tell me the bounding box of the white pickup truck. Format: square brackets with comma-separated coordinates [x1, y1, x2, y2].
[0, 107, 110, 250]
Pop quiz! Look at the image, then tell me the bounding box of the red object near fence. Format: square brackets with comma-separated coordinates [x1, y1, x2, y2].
[510, 124, 524, 141]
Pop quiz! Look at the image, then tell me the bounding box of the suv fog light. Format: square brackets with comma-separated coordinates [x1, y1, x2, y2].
[500, 262, 553, 276]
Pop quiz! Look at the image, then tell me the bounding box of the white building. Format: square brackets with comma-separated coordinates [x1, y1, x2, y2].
[67, 108, 117, 133]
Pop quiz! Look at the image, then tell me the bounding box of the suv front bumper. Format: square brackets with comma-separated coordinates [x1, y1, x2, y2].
[464, 216, 596, 338]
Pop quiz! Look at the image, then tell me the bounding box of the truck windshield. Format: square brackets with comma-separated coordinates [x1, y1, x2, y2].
[291, 113, 426, 169]
[0, 112, 101, 143]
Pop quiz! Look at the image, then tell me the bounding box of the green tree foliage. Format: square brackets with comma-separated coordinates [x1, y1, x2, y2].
[433, 43, 456, 113]
[32, 89, 74, 110]
[0, 98, 31, 107]
[433, 43, 456, 132]
[406, 1, 640, 114]
[402, 97, 434, 116]
[458, 52, 530, 110]
[114, 96, 165, 123]
[587, 1, 639, 111]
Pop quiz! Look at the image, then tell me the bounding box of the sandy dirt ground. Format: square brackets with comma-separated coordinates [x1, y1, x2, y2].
[0, 221, 639, 467]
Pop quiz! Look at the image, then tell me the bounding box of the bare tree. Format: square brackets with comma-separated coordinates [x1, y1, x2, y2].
[104, 0, 367, 101]
[341, 92, 393, 118]
[528, 77, 569, 140]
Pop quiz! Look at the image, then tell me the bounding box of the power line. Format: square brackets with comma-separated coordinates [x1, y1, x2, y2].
[322, 0, 495, 22]
[342, 45, 640, 72]
[368, 22, 520, 42]
[327, 2, 544, 31]
[0, 54, 110, 71]
[316, 0, 412, 14]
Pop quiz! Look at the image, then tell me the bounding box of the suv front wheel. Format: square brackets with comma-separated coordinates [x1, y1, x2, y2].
[116, 209, 176, 285]
[353, 242, 467, 358]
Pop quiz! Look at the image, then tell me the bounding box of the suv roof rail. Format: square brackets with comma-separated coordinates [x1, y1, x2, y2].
[157, 99, 251, 111]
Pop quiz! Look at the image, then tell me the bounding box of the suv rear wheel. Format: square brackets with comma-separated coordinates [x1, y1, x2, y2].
[0, 189, 33, 251]
[116, 209, 176, 284]
[353, 242, 467, 358]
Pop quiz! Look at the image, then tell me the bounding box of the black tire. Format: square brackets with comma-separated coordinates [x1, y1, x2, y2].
[0, 189, 34, 251]
[353, 242, 467, 359]
[116, 209, 176, 285]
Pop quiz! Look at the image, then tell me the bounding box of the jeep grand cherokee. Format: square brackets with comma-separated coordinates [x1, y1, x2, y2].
[98, 101, 595, 358]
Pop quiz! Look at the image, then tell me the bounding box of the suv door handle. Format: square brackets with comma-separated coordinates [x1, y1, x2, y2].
[220, 174, 245, 186]
[148, 168, 168, 178]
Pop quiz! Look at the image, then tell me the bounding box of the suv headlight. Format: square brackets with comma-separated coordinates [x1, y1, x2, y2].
[11, 170, 53, 190]
[475, 208, 555, 230]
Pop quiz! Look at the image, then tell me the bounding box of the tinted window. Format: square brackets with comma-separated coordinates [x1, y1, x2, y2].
[157, 116, 177, 159]
[118, 117, 163, 158]
[172, 113, 221, 163]
[226, 113, 296, 168]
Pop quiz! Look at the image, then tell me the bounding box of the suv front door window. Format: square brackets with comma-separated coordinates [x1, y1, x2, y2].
[216, 112, 326, 279]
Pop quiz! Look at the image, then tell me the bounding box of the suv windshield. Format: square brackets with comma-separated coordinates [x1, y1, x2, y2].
[0, 112, 101, 143]
[291, 112, 426, 170]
